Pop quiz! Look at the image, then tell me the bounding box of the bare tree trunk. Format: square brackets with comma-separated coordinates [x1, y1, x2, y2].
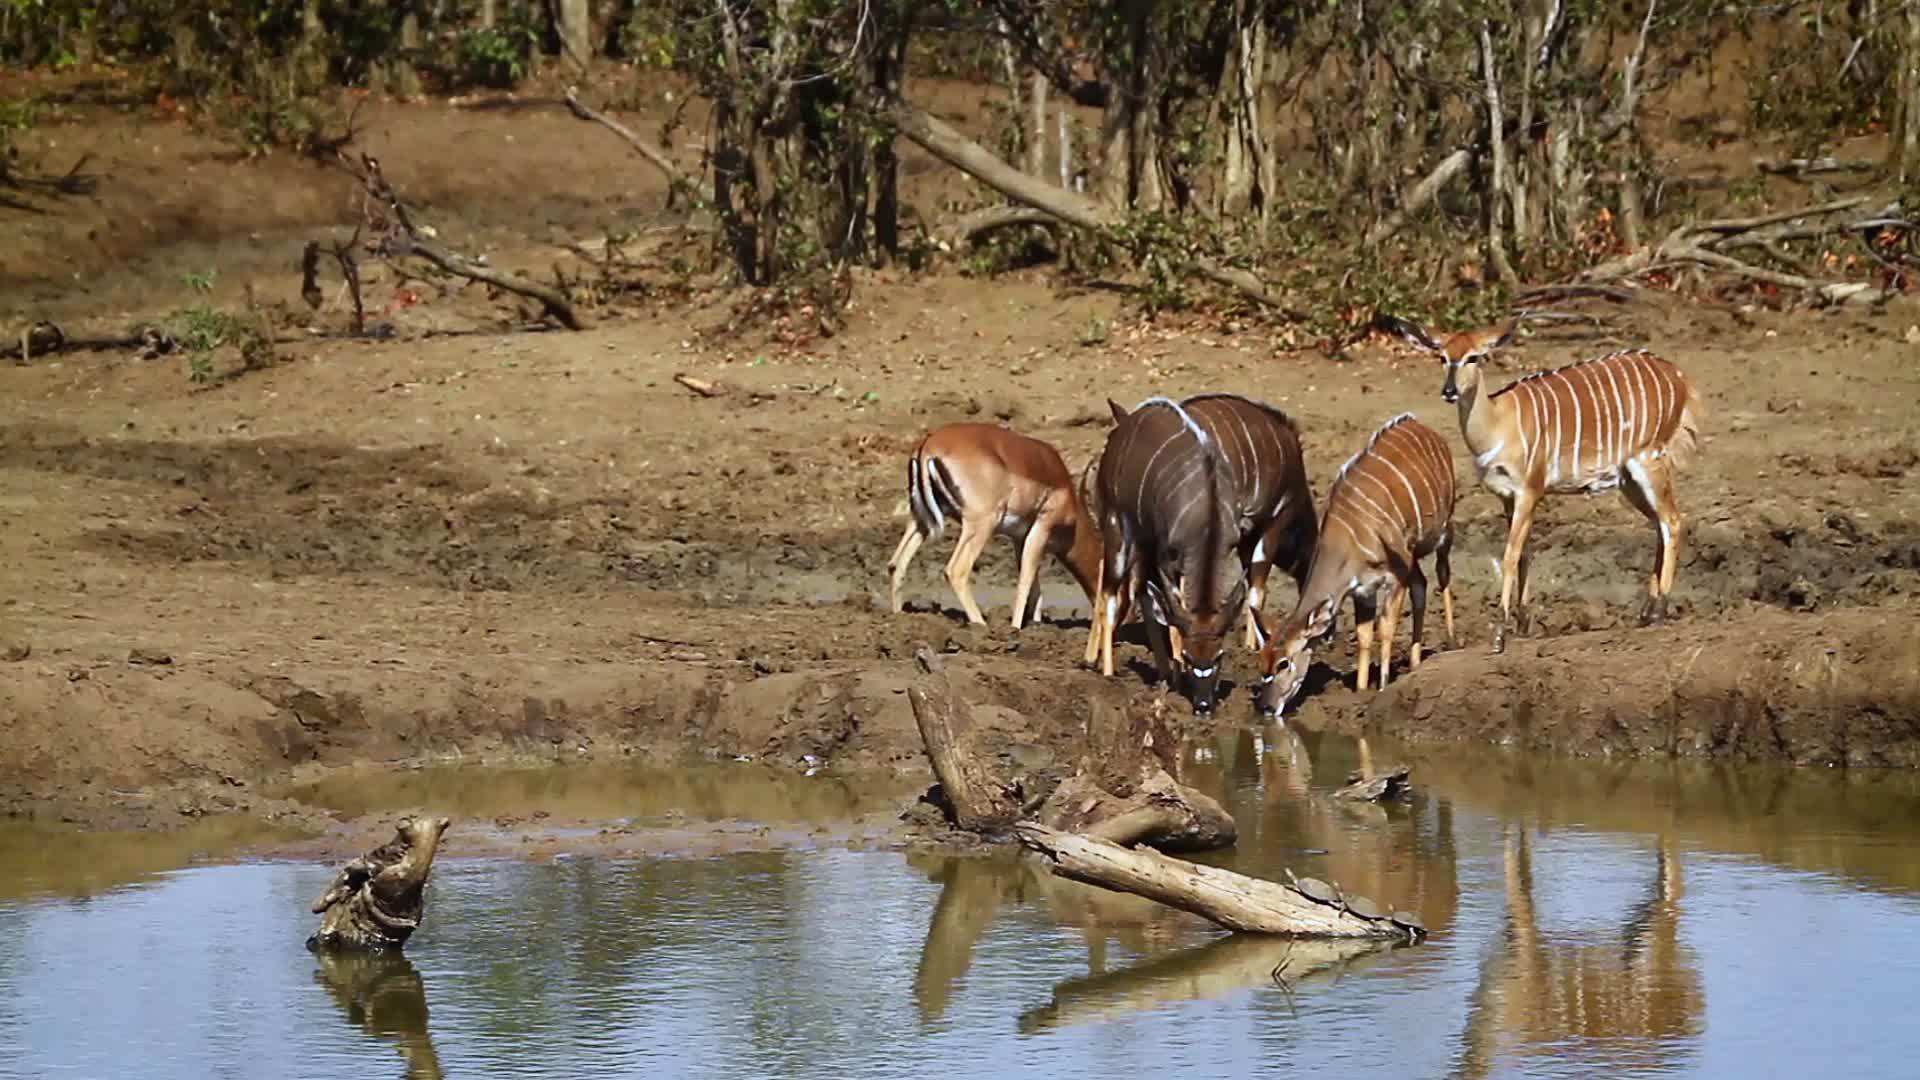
[395, 3, 423, 97]
[298, 0, 328, 87]
[1895, 2, 1920, 181]
[556, 0, 592, 72]
[1478, 22, 1518, 287]
[480, 0, 497, 28]
[1219, 0, 1267, 215]
[1612, 0, 1659, 252]
[1058, 104, 1074, 190]
[1027, 71, 1050, 177]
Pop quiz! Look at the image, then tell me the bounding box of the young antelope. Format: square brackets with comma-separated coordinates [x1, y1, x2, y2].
[1255, 413, 1457, 715]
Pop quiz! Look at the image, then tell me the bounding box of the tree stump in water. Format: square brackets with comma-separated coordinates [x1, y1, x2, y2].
[1033, 696, 1235, 852]
[308, 817, 451, 952]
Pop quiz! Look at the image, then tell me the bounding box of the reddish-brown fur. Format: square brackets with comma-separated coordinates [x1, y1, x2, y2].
[1256, 414, 1458, 713]
[887, 423, 1100, 629]
[1379, 315, 1704, 650]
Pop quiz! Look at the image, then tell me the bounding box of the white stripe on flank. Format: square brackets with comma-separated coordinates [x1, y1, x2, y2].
[1568, 366, 1587, 482]
[1379, 454, 1424, 533]
[1589, 361, 1620, 463]
[1625, 358, 1647, 449]
[1548, 378, 1564, 486]
[1476, 438, 1506, 469]
[1136, 430, 1179, 516]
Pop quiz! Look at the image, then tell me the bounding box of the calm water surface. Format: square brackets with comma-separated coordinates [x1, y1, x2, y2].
[5, 730, 1920, 1079]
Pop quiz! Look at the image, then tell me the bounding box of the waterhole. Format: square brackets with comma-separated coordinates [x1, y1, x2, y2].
[4, 732, 1919, 1078]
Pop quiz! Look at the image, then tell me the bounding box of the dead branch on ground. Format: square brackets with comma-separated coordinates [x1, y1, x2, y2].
[332, 152, 585, 330]
[302, 231, 367, 334]
[563, 88, 702, 206]
[1566, 194, 1913, 303]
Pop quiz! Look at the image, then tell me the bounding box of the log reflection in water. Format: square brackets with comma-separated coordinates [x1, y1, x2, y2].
[313, 949, 445, 1080]
[1017, 931, 1396, 1034]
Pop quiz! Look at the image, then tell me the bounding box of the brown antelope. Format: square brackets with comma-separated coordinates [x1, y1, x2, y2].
[887, 422, 1101, 629]
[1255, 413, 1458, 716]
[1091, 394, 1317, 714]
[1377, 314, 1703, 652]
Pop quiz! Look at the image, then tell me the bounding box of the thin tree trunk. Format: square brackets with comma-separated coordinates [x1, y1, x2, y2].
[1478, 22, 1518, 287]
[395, 3, 423, 97]
[1895, 2, 1920, 181]
[1027, 71, 1050, 177]
[556, 0, 592, 72]
[1058, 104, 1074, 189]
[480, 0, 497, 28]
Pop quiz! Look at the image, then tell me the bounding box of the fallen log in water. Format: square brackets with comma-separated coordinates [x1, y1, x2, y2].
[1015, 823, 1419, 941]
[308, 816, 451, 952]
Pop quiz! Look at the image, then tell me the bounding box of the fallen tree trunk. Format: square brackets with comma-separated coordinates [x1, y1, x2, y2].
[309, 816, 452, 952]
[884, 100, 1303, 316]
[1015, 823, 1417, 940]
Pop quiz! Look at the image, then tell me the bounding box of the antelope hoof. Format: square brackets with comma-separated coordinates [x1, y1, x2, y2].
[1638, 596, 1667, 626]
[1491, 623, 1509, 655]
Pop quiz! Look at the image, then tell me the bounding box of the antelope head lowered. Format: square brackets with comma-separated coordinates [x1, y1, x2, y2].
[1093, 396, 1248, 714]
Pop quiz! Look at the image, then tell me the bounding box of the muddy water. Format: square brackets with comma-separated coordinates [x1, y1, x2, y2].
[5, 735, 1920, 1078]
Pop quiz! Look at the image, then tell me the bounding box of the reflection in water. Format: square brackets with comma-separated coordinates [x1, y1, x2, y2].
[1016, 931, 1396, 1035]
[1454, 830, 1703, 1078]
[910, 854, 1032, 1025]
[313, 951, 445, 1080]
[275, 761, 919, 826]
[0, 815, 303, 901]
[4, 741, 1920, 1077]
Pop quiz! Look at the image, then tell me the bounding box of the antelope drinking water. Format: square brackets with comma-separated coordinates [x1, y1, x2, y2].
[887, 422, 1101, 629]
[1255, 413, 1458, 716]
[1377, 314, 1703, 651]
[1090, 394, 1317, 714]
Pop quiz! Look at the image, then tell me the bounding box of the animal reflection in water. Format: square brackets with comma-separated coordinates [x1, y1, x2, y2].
[1454, 830, 1704, 1078]
[313, 950, 445, 1080]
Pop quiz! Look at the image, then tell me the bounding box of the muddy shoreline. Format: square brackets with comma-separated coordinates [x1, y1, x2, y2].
[4, 94, 1919, 839]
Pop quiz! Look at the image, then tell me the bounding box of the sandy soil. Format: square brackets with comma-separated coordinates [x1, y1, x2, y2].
[3, 75, 1918, 834]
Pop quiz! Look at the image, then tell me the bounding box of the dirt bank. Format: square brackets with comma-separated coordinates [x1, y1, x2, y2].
[3, 88, 1919, 832]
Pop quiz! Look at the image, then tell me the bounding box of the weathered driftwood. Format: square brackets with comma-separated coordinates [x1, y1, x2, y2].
[1015, 823, 1416, 941]
[308, 816, 451, 952]
[1017, 931, 1395, 1033]
[907, 664, 1024, 833]
[1034, 696, 1235, 852]
[312, 949, 445, 1080]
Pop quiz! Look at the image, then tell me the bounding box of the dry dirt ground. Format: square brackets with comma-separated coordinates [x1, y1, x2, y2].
[3, 77, 1918, 837]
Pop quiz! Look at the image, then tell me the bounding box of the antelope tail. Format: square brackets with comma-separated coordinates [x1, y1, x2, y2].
[1666, 380, 1706, 471]
[907, 452, 963, 539]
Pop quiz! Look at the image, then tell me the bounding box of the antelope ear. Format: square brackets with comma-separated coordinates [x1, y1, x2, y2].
[1373, 312, 1441, 353]
[1107, 398, 1131, 424]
